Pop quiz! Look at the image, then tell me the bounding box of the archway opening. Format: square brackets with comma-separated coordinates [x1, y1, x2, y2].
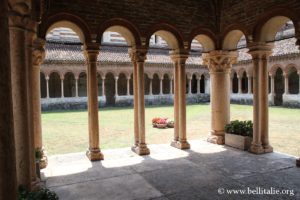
[241, 71, 248, 93]
[40, 72, 47, 98]
[118, 73, 127, 96]
[105, 72, 115, 106]
[152, 73, 160, 95]
[191, 74, 197, 94]
[49, 72, 61, 98]
[78, 72, 87, 97]
[274, 68, 284, 106]
[232, 72, 238, 93]
[288, 67, 299, 94]
[64, 72, 75, 97]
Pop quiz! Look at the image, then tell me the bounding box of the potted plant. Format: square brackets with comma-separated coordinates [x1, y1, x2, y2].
[156, 118, 168, 128]
[166, 119, 174, 128]
[152, 117, 160, 127]
[224, 120, 253, 151]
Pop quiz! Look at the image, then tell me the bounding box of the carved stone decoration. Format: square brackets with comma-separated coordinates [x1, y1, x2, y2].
[203, 50, 237, 73]
[32, 38, 46, 66]
[128, 48, 147, 63]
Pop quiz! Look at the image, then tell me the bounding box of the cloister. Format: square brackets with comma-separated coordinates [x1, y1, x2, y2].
[1, 0, 300, 199]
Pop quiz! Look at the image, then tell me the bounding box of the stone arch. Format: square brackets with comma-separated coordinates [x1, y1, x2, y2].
[40, 72, 47, 98]
[274, 68, 284, 106]
[64, 72, 76, 97]
[189, 27, 216, 52]
[222, 25, 248, 50]
[97, 18, 142, 47]
[253, 8, 298, 42]
[200, 74, 205, 93]
[269, 64, 284, 77]
[40, 13, 91, 43]
[162, 74, 170, 94]
[49, 72, 61, 98]
[241, 71, 248, 93]
[144, 73, 150, 95]
[78, 72, 87, 97]
[152, 73, 160, 95]
[191, 74, 198, 94]
[287, 66, 299, 94]
[105, 72, 115, 106]
[232, 72, 238, 93]
[118, 73, 127, 96]
[146, 23, 184, 49]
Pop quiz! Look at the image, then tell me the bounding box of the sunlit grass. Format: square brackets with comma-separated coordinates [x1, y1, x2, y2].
[42, 104, 300, 156]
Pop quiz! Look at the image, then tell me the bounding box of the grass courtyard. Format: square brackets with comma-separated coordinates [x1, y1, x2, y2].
[42, 104, 300, 157]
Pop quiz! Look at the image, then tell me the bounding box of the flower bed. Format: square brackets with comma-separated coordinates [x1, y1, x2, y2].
[152, 117, 174, 129]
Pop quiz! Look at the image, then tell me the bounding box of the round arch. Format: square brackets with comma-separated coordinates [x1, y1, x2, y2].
[145, 23, 184, 49]
[39, 13, 91, 43]
[189, 27, 217, 52]
[222, 29, 247, 51]
[97, 18, 142, 47]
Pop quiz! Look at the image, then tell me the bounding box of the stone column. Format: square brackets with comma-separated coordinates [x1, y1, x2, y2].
[75, 77, 79, 97]
[84, 43, 103, 161]
[129, 48, 150, 155]
[127, 76, 130, 96]
[115, 76, 119, 97]
[60, 76, 64, 98]
[46, 76, 50, 98]
[238, 75, 242, 94]
[203, 51, 237, 144]
[205, 77, 210, 94]
[149, 78, 153, 95]
[197, 77, 200, 94]
[170, 50, 190, 149]
[159, 77, 163, 95]
[248, 42, 273, 154]
[9, 5, 33, 190]
[247, 76, 252, 94]
[0, 0, 17, 198]
[169, 78, 173, 94]
[32, 39, 47, 169]
[102, 78, 105, 96]
[284, 73, 289, 95]
[188, 77, 192, 94]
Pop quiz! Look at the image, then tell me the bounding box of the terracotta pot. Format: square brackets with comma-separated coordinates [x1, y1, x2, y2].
[156, 123, 167, 128]
[296, 158, 300, 167]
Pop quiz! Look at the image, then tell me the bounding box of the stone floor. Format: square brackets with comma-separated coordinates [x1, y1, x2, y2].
[42, 140, 300, 200]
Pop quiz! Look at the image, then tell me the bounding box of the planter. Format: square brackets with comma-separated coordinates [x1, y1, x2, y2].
[152, 123, 157, 127]
[156, 123, 167, 128]
[225, 133, 252, 151]
[296, 158, 300, 167]
[167, 123, 174, 128]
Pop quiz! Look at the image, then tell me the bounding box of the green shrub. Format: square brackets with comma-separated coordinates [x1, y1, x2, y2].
[35, 149, 43, 161]
[225, 120, 253, 137]
[18, 186, 59, 200]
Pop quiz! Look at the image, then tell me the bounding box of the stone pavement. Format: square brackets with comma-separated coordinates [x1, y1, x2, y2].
[41, 140, 300, 200]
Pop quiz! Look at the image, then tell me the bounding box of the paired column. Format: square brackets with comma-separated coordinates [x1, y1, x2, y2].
[284, 73, 289, 95]
[9, 8, 33, 190]
[149, 78, 153, 95]
[32, 39, 47, 169]
[197, 77, 200, 94]
[60, 76, 64, 98]
[248, 42, 273, 154]
[127, 76, 130, 95]
[75, 76, 79, 97]
[169, 78, 173, 94]
[238, 75, 242, 94]
[102, 77, 105, 96]
[159, 77, 163, 95]
[129, 48, 150, 155]
[248, 75, 252, 94]
[84, 43, 103, 161]
[0, 1, 18, 198]
[46, 76, 50, 98]
[188, 77, 192, 94]
[203, 51, 237, 144]
[170, 50, 190, 149]
[115, 76, 119, 97]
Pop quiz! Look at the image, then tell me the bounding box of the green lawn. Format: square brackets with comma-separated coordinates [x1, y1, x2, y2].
[42, 104, 300, 157]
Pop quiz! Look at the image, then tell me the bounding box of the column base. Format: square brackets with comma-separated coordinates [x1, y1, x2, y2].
[249, 143, 264, 154]
[132, 143, 150, 155]
[207, 133, 224, 145]
[263, 144, 273, 153]
[86, 148, 104, 161]
[170, 140, 190, 149]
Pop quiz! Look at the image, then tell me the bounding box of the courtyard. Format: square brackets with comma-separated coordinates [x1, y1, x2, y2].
[42, 140, 299, 200]
[42, 104, 300, 157]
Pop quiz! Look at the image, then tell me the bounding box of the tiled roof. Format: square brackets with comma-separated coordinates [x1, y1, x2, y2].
[44, 42, 203, 65]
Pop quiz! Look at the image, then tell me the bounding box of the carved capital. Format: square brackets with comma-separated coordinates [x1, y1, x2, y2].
[247, 42, 273, 59]
[83, 43, 100, 63]
[169, 49, 189, 64]
[203, 50, 237, 73]
[32, 38, 46, 66]
[128, 48, 147, 63]
[8, 1, 32, 29]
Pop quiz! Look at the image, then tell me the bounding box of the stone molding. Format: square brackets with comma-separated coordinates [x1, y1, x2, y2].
[128, 48, 147, 63]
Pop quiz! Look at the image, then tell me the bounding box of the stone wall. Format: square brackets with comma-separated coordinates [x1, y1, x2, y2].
[41, 94, 210, 111]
